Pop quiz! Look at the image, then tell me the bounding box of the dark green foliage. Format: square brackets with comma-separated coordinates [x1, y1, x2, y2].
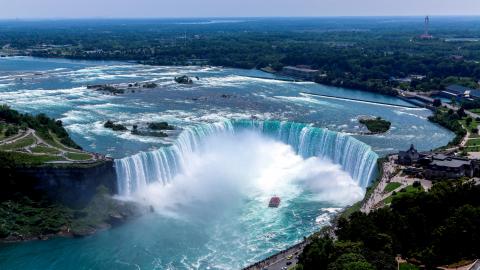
[299, 181, 480, 269]
[148, 122, 175, 130]
[0, 104, 81, 149]
[3, 18, 480, 97]
[298, 238, 388, 270]
[359, 117, 391, 133]
[103, 120, 128, 131]
[329, 253, 375, 270]
[460, 99, 480, 110]
[428, 109, 466, 146]
[0, 185, 141, 241]
[0, 197, 71, 239]
[433, 99, 442, 107]
[4, 125, 19, 137]
[457, 108, 467, 118]
[299, 237, 336, 269]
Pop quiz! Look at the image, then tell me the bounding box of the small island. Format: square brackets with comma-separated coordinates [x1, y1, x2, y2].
[142, 82, 158, 88]
[174, 75, 193, 84]
[359, 117, 391, 133]
[103, 120, 175, 137]
[103, 120, 128, 131]
[87, 82, 158, 95]
[87, 84, 125, 95]
[131, 122, 176, 137]
[148, 122, 175, 131]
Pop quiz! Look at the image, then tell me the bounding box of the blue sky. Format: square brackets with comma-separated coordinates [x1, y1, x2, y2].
[1, 0, 479, 18]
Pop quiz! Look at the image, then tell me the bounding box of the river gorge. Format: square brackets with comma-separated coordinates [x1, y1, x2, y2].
[0, 56, 454, 269]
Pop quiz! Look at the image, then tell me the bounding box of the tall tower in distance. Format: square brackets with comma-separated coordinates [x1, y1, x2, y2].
[421, 16, 433, 39]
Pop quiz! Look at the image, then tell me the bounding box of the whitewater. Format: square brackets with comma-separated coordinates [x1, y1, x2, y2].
[0, 57, 454, 270]
[115, 120, 378, 197]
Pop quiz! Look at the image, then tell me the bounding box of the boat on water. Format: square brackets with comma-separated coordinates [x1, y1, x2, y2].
[268, 196, 281, 208]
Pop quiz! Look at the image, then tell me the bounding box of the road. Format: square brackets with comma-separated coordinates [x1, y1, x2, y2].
[243, 242, 307, 270]
[399, 90, 480, 119]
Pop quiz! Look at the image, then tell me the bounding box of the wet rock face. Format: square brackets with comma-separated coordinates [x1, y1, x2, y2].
[12, 161, 118, 208]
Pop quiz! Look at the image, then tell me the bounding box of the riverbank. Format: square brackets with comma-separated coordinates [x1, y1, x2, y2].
[0, 106, 147, 243]
[0, 187, 146, 243]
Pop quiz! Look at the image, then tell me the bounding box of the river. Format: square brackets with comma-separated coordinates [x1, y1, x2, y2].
[0, 56, 454, 269]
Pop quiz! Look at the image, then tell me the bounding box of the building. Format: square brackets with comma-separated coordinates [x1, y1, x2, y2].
[440, 85, 480, 101]
[398, 144, 420, 165]
[282, 66, 320, 80]
[398, 145, 479, 179]
[424, 154, 475, 179]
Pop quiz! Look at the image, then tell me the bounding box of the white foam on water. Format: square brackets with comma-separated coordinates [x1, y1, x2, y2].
[393, 109, 429, 119]
[274, 95, 343, 108]
[133, 131, 363, 219]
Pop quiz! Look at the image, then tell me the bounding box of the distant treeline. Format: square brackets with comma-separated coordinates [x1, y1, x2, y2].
[2, 18, 480, 96]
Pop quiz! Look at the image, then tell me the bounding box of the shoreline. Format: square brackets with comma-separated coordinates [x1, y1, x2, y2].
[242, 157, 385, 269]
[6, 54, 402, 98]
[0, 193, 147, 244]
[1, 56, 454, 267]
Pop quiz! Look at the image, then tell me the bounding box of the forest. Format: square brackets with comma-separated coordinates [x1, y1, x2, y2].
[1, 17, 480, 96]
[297, 180, 480, 270]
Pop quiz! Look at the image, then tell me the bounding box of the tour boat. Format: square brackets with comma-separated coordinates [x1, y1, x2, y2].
[268, 196, 281, 208]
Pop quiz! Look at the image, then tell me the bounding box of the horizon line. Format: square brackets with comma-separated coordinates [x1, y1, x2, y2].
[1, 15, 480, 21]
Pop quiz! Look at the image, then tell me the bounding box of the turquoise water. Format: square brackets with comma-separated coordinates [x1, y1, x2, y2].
[0, 57, 454, 269]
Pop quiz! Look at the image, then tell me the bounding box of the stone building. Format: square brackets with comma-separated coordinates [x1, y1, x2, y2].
[424, 154, 474, 179]
[398, 145, 479, 179]
[398, 144, 420, 165]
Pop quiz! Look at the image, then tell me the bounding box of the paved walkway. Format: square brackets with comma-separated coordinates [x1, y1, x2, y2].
[0, 128, 33, 145]
[243, 241, 307, 270]
[0, 128, 101, 164]
[361, 156, 432, 213]
[361, 156, 397, 213]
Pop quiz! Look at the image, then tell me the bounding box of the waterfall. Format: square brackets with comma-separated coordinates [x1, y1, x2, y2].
[115, 120, 378, 196]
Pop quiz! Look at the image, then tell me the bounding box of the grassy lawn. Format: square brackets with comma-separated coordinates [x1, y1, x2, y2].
[399, 263, 420, 270]
[466, 138, 480, 147]
[384, 182, 402, 193]
[66, 152, 92, 161]
[383, 185, 424, 205]
[7, 152, 65, 165]
[460, 117, 479, 137]
[37, 131, 83, 153]
[30, 145, 61, 155]
[340, 201, 362, 219]
[470, 108, 480, 114]
[464, 144, 480, 152]
[0, 135, 35, 151]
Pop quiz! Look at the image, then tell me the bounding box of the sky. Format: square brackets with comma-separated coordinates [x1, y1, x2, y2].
[0, 0, 479, 19]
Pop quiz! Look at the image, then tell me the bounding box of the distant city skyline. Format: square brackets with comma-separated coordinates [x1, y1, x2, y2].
[0, 0, 479, 19]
